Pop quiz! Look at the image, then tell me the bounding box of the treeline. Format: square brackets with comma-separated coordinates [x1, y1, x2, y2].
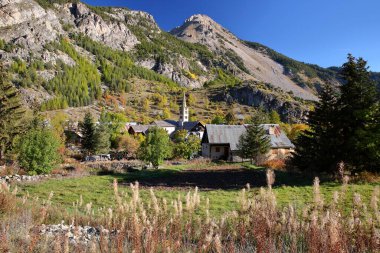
[73, 34, 178, 90]
[131, 29, 214, 76]
[133, 30, 214, 63]
[40, 97, 68, 111]
[44, 38, 102, 107]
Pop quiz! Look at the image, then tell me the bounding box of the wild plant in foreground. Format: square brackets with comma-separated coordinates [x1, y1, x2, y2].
[0, 174, 379, 252]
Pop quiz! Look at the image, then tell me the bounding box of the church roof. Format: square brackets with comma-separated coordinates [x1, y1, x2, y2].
[153, 120, 177, 128]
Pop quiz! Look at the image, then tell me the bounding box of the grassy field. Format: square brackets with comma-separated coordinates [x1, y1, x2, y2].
[17, 163, 380, 217]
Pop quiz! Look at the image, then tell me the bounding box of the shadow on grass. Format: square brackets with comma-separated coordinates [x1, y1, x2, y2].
[115, 167, 315, 190]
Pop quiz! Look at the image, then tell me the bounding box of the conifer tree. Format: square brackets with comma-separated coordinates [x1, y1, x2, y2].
[291, 55, 380, 173]
[238, 124, 270, 164]
[0, 63, 26, 160]
[337, 55, 380, 171]
[80, 112, 96, 155]
[291, 84, 339, 172]
[94, 123, 111, 154]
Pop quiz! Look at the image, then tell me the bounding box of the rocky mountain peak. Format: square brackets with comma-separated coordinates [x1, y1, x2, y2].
[170, 14, 235, 46]
[185, 14, 217, 26]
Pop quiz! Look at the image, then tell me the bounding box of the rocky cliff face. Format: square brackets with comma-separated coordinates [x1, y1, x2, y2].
[215, 83, 308, 122]
[0, 1, 138, 56]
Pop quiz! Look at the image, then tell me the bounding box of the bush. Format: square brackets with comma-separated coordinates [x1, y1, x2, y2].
[17, 128, 62, 175]
[260, 159, 286, 170]
[138, 127, 172, 168]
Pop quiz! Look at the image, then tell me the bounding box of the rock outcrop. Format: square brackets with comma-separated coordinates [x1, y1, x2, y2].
[211, 82, 308, 122]
[63, 3, 139, 51]
[0, 0, 139, 55]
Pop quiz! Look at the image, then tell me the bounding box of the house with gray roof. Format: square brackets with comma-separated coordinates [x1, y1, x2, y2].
[128, 125, 152, 136]
[201, 124, 295, 162]
[127, 93, 205, 139]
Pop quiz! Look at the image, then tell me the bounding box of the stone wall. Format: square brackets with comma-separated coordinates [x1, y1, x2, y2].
[0, 174, 50, 183]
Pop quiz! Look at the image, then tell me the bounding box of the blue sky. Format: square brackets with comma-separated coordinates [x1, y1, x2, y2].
[83, 0, 380, 71]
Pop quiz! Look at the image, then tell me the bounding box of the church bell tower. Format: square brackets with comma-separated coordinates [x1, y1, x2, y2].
[179, 92, 189, 123]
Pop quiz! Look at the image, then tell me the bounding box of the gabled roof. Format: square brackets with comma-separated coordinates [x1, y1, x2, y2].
[129, 125, 152, 134]
[203, 124, 295, 150]
[153, 120, 205, 131]
[181, 121, 205, 131]
[204, 124, 247, 151]
[153, 120, 177, 128]
[261, 124, 295, 149]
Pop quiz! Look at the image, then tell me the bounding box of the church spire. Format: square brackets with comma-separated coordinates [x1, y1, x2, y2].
[182, 92, 187, 108]
[179, 92, 189, 123]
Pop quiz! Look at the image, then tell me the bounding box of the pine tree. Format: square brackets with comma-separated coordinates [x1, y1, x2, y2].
[94, 123, 111, 154]
[291, 55, 380, 173]
[238, 124, 270, 164]
[291, 84, 339, 172]
[337, 55, 380, 171]
[80, 112, 96, 155]
[0, 63, 27, 160]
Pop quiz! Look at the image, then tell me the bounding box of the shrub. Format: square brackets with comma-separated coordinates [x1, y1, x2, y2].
[116, 134, 140, 158]
[260, 159, 286, 170]
[138, 127, 172, 168]
[17, 128, 62, 175]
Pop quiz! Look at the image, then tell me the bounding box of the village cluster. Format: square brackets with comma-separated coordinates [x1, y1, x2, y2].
[76, 93, 295, 163]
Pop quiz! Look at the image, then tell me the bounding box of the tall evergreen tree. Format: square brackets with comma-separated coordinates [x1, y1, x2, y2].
[291, 55, 380, 173]
[337, 55, 380, 171]
[237, 124, 270, 164]
[0, 63, 26, 160]
[291, 84, 339, 172]
[94, 123, 111, 154]
[80, 112, 96, 155]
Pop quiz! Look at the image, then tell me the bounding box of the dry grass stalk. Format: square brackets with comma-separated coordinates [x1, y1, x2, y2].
[0, 171, 379, 252]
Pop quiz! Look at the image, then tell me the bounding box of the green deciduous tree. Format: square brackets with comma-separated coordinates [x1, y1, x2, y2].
[269, 110, 281, 124]
[238, 124, 270, 164]
[0, 63, 27, 160]
[138, 127, 172, 168]
[172, 130, 200, 159]
[211, 114, 225, 124]
[99, 111, 128, 148]
[17, 127, 62, 175]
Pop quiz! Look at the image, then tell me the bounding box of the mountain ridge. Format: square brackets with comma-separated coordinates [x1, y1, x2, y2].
[0, 0, 378, 123]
